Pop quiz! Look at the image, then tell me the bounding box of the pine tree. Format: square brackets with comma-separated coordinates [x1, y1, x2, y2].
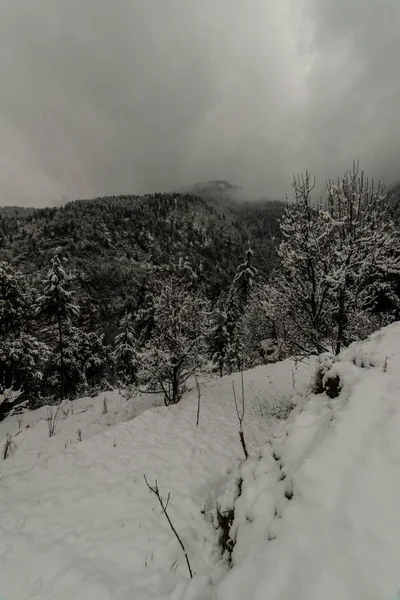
[224, 286, 243, 373]
[0, 262, 46, 411]
[45, 325, 109, 398]
[233, 243, 258, 308]
[209, 299, 229, 377]
[113, 312, 139, 385]
[0, 334, 50, 399]
[236, 289, 272, 368]
[215, 245, 258, 374]
[37, 253, 79, 400]
[0, 261, 33, 337]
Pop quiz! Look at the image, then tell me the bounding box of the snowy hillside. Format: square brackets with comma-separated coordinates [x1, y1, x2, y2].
[0, 359, 312, 600]
[215, 323, 400, 600]
[2, 322, 400, 600]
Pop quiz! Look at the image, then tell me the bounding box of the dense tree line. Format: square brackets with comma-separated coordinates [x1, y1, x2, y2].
[1, 168, 399, 417]
[0, 192, 283, 335]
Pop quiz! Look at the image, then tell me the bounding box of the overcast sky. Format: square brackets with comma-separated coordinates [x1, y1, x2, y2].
[0, 0, 399, 206]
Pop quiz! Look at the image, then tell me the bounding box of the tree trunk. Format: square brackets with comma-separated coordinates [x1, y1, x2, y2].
[171, 365, 180, 404]
[57, 315, 65, 400]
[335, 291, 346, 356]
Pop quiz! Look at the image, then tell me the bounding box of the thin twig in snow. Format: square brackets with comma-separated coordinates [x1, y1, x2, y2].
[232, 369, 248, 460]
[143, 475, 193, 578]
[3, 434, 17, 460]
[46, 402, 63, 437]
[195, 376, 201, 427]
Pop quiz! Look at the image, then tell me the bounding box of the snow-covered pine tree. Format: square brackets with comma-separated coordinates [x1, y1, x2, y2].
[325, 163, 400, 353]
[236, 288, 273, 368]
[0, 261, 33, 337]
[216, 244, 258, 374]
[139, 276, 210, 405]
[37, 252, 79, 400]
[45, 325, 109, 398]
[0, 262, 47, 410]
[209, 298, 229, 377]
[224, 286, 243, 373]
[233, 242, 258, 308]
[113, 311, 139, 385]
[0, 334, 50, 400]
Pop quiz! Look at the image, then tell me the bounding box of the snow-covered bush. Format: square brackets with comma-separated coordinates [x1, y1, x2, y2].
[139, 276, 210, 405]
[312, 352, 334, 394]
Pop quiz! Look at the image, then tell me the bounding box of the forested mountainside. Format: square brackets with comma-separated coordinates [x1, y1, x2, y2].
[0, 191, 283, 334]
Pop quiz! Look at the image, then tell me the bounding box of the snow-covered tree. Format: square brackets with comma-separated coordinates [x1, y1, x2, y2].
[271, 172, 333, 354]
[113, 312, 139, 385]
[45, 325, 109, 398]
[325, 163, 400, 353]
[267, 165, 400, 356]
[139, 276, 210, 405]
[209, 299, 229, 377]
[37, 253, 79, 399]
[0, 261, 33, 337]
[236, 289, 273, 368]
[0, 333, 50, 398]
[224, 286, 243, 373]
[233, 243, 258, 308]
[211, 246, 258, 375]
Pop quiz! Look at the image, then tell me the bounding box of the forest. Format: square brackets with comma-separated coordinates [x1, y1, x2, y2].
[1, 168, 400, 417]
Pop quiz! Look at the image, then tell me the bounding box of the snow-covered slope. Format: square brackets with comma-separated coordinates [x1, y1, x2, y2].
[0, 359, 311, 600]
[3, 322, 400, 600]
[215, 323, 400, 600]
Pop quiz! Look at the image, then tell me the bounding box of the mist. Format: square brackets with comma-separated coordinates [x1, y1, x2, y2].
[0, 0, 399, 206]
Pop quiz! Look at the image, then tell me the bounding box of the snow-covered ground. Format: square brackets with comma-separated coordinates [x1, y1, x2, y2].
[215, 323, 400, 600]
[0, 358, 311, 600]
[2, 323, 400, 600]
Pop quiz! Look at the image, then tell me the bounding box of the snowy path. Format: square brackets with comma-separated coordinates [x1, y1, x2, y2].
[0, 360, 311, 600]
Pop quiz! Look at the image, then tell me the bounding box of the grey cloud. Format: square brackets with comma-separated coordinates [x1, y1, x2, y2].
[0, 0, 399, 206]
[300, 0, 400, 185]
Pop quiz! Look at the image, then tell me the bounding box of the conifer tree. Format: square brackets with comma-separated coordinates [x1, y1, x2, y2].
[209, 299, 229, 377]
[37, 253, 78, 400]
[216, 245, 257, 374]
[233, 242, 258, 308]
[224, 286, 243, 373]
[113, 312, 139, 385]
[0, 261, 32, 337]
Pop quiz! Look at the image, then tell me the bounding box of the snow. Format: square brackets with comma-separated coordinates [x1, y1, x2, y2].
[3, 322, 400, 600]
[0, 358, 312, 600]
[215, 322, 400, 600]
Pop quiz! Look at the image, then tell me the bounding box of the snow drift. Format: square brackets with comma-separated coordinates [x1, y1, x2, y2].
[215, 323, 400, 600]
[0, 359, 311, 600]
[1, 323, 400, 599]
